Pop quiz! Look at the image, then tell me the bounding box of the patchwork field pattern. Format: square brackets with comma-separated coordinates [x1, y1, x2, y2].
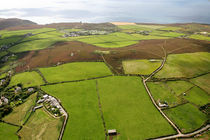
[97, 76, 176, 139]
[41, 80, 105, 140]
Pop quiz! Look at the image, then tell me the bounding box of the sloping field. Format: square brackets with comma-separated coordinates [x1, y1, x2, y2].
[164, 103, 208, 133]
[41, 80, 105, 140]
[3, 93, 37, 125]
[184, 87, 209, 106]
[155, 52, 210, 78]
[189, 34, 210, 41]
[123, 59, 162, 75]
[165, 81, 194, 96]
[39, 62, 112, 83]
[18, 108, 63, 140]
[0, 123, 19, 140]
[97, 76, 176, 139]
[9, 71, 44, 88]
[190, 73, 210, 94]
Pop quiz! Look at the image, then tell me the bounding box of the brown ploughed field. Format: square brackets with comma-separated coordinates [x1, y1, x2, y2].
[16, 39, 210, 74]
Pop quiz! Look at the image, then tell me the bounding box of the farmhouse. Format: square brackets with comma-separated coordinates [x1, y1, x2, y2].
[108, 129, 117, 136]
[158, 102, 168, 108]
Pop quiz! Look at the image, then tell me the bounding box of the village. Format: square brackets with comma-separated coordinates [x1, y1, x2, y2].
[34, 93, 66, 117]
[63, 30, 110, 37]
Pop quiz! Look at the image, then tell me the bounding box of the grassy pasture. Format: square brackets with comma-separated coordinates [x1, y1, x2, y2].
[0, 123, 19, 140]
[9, 71, 44, 88]
[39, 62, 112, 83]
[159, 27, 181, 31]
[78, 32, 170, 48]
[190, 73, 210, 94]
[98, 76, 176, 139]
[184, 87, 209, 106]
[166, 81, 194, 96]
[9, 38, 66, 53]
[41, 80, 105, 140]
[155, 52, 210, 78]
[149, 30, 185, 37]
[0, 36, 23, 46]
[0, 28, 55, 38]
[164, 103, 208, 133]
[189, 34, 210, 41]
[3, 93, 37, 125]
[18, 108, 63, 140]
[123, 59, 162, 75]
[147, 82, 183, 107]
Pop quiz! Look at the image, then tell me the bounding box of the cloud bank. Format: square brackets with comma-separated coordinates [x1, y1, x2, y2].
[0, 0, 210, 24]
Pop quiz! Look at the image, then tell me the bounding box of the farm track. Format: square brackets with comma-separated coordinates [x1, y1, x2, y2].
[141, 46, 210, 139]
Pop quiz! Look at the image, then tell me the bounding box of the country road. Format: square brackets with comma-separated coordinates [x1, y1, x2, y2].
[142, 46, 209, 139]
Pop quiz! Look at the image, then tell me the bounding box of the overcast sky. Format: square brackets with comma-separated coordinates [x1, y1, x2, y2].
[0, 0, 210, 24]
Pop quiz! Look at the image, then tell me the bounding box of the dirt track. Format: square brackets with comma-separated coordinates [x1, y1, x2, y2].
[15, 39, 210, 73]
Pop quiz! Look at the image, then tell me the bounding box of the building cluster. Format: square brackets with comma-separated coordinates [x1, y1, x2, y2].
[135, 30, 151, 35]
[63, 30, 109, 37]
[36, 94, 65, 117]
[0, 96, 9, 106]
[158, 101, 169, 108]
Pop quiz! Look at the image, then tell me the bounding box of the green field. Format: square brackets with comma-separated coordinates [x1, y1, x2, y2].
[39, 62, 112, 83]
[3, 93, 37, 125]
[9, 71, 44, 88]
[123, 59, 162, 75]
[149, 30, 185, 37]
[9, 38, 66, 53]
[166, 81, 194, 96]
[0, 28, 55, 38]
[147, 82, 183, 107]
[18, 108, 63, 140]
[0, 123, 19, 140]
[190, 73, 210, 94]
[189, 34, 210, 41]
[78, 32, 169, 48]
[159, 27, 181, 31]
[41, 80, 105, 140]
[155, 52, 210, 78]
[164, 103, 208, 133]
[98, 76, 176, 139]
[184, 87, 209, 106]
